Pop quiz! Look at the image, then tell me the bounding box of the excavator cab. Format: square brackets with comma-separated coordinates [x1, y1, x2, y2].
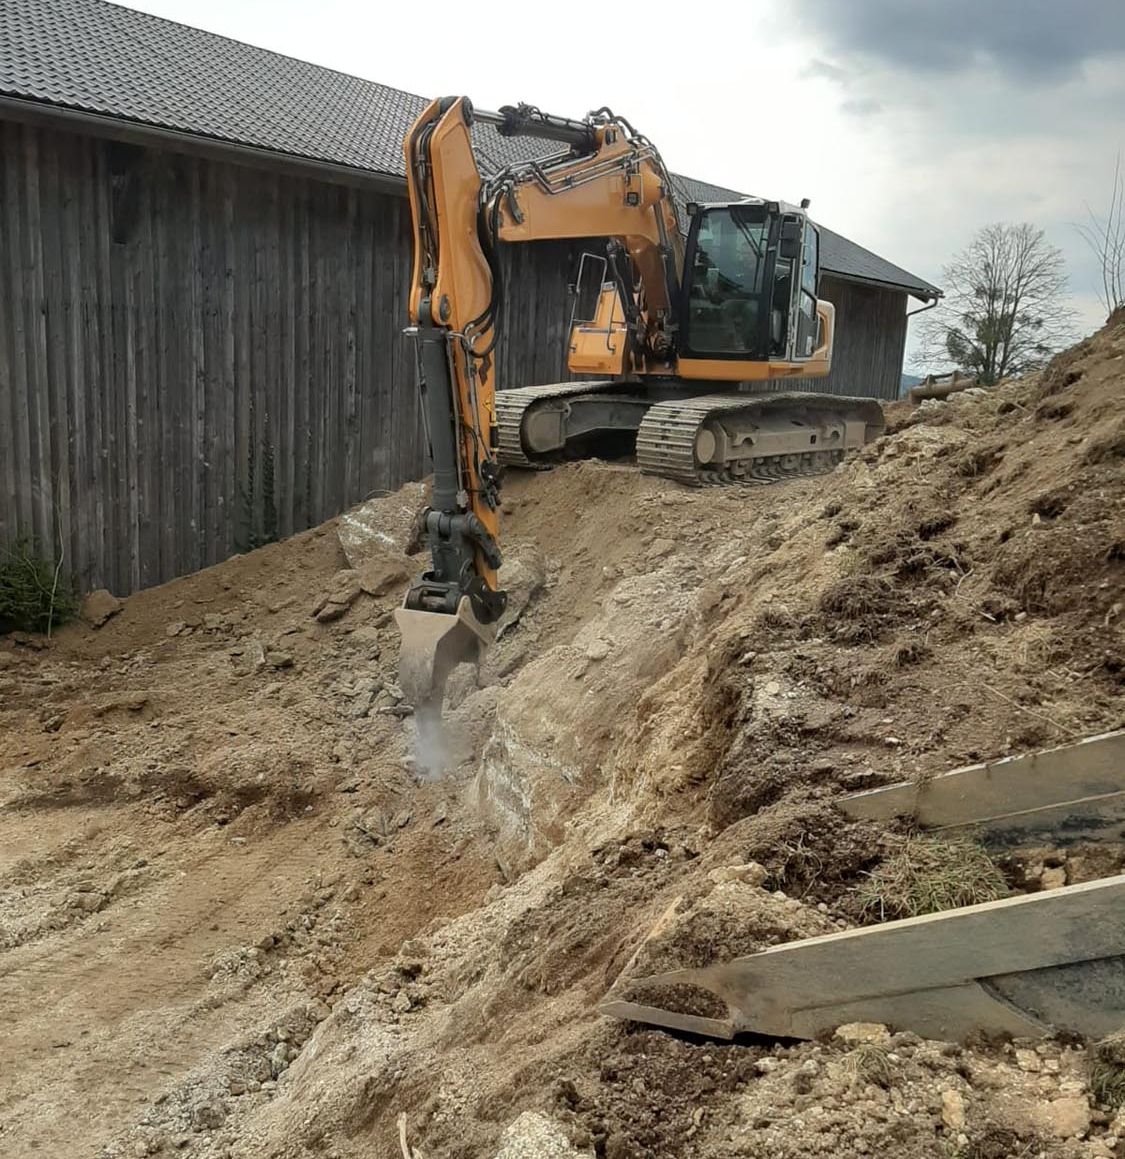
[679, 200, 815, 365]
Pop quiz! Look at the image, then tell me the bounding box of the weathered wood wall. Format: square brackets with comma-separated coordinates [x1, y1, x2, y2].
[816, 275, 908, 400]
[0, 119, 577, 595]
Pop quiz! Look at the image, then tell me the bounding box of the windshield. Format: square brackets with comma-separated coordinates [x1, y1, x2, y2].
[684, 207, 771, 356]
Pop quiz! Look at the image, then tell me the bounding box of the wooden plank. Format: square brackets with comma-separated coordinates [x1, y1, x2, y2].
[60, 130, 89, 589]
[22, 126, 55, 554]
[91, 136, 116, 591]
[602, 875, 1125, 1041]
[8, 126, 38, 539]
[0, 122, 26, 544]
[37, 134, 72, 586]
[840, 730, 1125, 844]
[132, 160, 158, 589]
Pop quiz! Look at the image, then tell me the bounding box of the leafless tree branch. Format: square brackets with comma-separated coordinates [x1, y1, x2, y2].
[918, 222, 1077, 385]
[1074, 153, 1125, 316]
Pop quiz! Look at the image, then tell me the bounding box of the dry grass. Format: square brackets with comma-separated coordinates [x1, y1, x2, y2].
[1090, 1033, 1125, 1109]
[854, 833, 1008, 922]
[841, 1043, 893, 1089]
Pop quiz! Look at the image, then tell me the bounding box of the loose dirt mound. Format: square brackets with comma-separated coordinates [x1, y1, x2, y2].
[2, 314, 1123, 1158]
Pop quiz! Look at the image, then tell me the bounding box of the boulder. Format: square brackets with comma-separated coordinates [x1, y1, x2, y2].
[336, 482, 427, 568]
[81, 589, 123, 628]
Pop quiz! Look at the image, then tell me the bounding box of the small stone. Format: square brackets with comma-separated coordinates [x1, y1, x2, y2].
[647, 537, 675, 560]
[227, 1078, 247, 1096]
[1040, 867, 1067, 890]
[755, 1058, 779, 1074]
[835, 1023, 891, 1045]
[265, 649, 294, 670]
[941, 1089, 966, 1131]
[1033, 1095, 1091, 1139]
[1015, 1048, 1042, 1072]
[708, 861, 768, 888]
[81, 589, 124, 628]
[392, 990, 412, 1014]
[269, 1042, 291, 1077]
[392, 809, 412, 830]
[191, 1100, 228, 1131]
[73, 891, 107, 913]
[585, 638, 611, 661]
[166, 621, 188, 637]
[764, 681, 781, 695]
[308, 1000, 331, 1022]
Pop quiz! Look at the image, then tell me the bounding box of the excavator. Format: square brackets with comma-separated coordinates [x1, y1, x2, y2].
[394, 96, 884, 717]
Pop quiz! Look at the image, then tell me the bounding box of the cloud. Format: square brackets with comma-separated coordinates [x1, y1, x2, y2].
[802, 58, 850, 83]
[840, 97, 884, 117]
[795, 0, 1125, 82]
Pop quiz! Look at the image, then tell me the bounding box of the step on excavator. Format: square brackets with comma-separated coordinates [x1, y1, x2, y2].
[394, 96, 884, 717]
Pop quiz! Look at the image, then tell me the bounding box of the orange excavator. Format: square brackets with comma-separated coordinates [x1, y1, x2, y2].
[394, 97, 884, 715]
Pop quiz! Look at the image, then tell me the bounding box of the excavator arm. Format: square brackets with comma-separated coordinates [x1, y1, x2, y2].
[395, 96, 686, 718]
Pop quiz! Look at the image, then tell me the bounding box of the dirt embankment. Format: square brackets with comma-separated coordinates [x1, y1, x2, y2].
[1, 313, 1123, 1159]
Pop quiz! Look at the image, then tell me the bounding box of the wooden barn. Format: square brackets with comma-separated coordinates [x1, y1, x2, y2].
[0, 0, 941, 595]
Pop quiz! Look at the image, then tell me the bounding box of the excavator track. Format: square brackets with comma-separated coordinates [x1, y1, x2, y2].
[495, 380, 618, 468]
[497, 383, 885, 486]
[636, 391, 885, 486]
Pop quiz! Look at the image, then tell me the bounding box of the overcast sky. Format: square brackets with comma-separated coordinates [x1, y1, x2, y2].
[124, 0, 1125, 371]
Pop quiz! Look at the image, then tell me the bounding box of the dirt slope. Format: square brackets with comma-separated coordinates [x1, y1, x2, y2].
[1, 312, 1123, 1159]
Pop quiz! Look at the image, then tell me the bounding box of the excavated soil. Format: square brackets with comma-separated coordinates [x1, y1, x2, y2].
[2, 312, 1124, 1159]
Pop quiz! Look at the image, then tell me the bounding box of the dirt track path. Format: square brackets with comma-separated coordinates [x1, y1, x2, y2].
[0, 797, 326, 1156]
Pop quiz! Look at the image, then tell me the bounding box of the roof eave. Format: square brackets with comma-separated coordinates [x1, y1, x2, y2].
[0, 93, 408, 195]
[821, 267, 942, 302]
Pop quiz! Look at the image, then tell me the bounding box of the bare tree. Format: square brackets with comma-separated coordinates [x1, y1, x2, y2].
[920, 223, 1076, 385]
[1075, 154, 1125, 316]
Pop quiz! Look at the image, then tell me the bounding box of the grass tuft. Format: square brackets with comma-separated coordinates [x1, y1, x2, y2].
[841, 1043, 893, 1089]
[1090, 1033, 1125, 1108]
[854, 833, 1008, 922]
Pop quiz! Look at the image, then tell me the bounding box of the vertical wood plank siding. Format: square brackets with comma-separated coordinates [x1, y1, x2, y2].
[1, 121, 904, 597]
[816, 275, 907, 400]
[0, 120, 576, 594]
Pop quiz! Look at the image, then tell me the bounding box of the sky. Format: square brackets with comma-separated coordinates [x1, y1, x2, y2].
[123, 0, 1125, 371]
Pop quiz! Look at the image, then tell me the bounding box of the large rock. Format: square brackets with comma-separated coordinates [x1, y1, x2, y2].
[493, 1112, 593, 1159]
[336, 482, 427, 568]
[356, 550, 411, 598]
[81, 589, 123, 628]
[495, 544, 548, 639]
[1033, 1095, 1091, 1139]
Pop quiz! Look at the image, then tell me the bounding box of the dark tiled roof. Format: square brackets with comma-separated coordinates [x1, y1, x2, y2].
[0, 0, 540, 173]
[0, 0, 940, 298]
